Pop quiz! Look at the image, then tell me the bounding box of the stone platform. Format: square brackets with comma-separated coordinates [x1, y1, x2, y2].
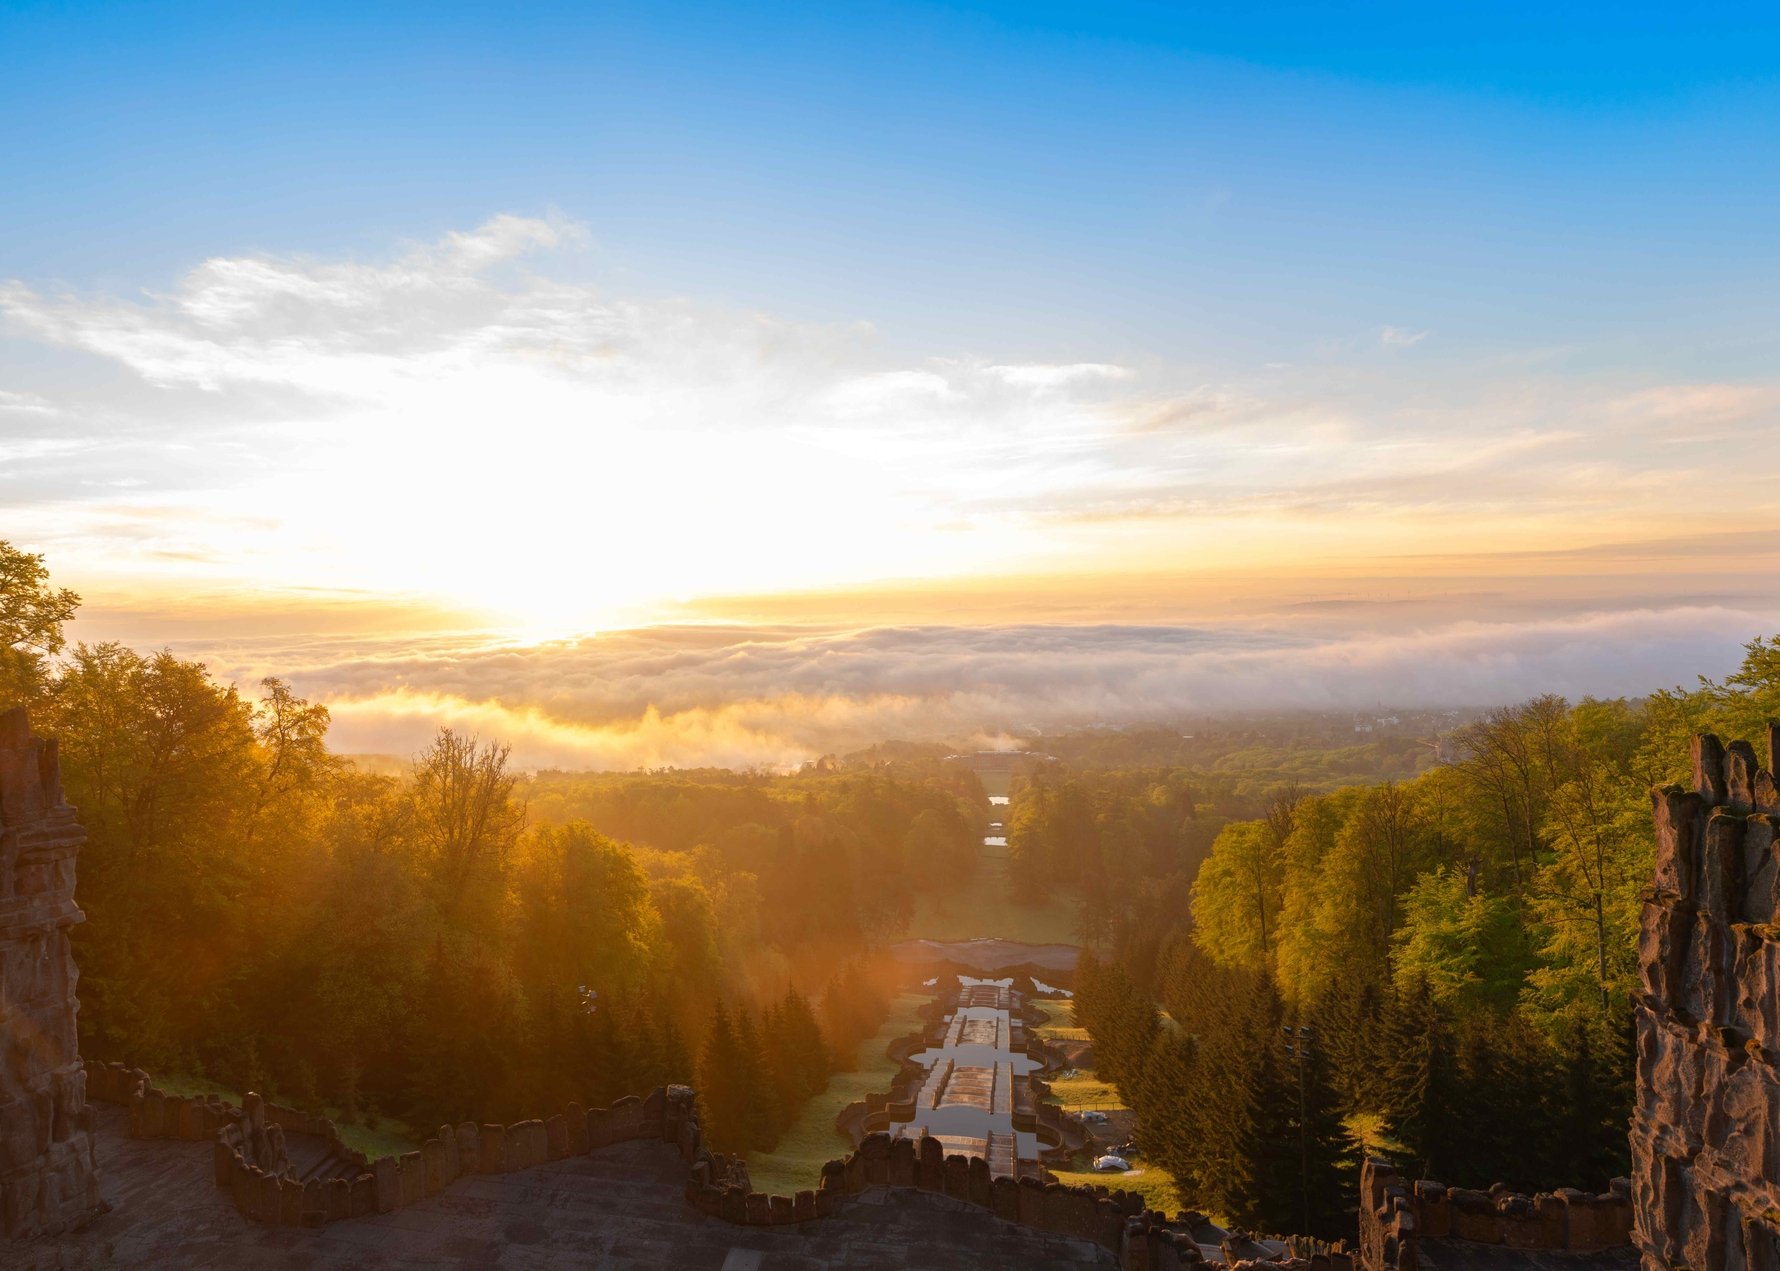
[19, 1106, 1114, 1269]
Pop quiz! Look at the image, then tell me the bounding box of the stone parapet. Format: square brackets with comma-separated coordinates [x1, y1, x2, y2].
[1358, 1159, 1631, 1270]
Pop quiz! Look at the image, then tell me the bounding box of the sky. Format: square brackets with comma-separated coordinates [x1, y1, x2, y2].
[4, 2, 1779, 765]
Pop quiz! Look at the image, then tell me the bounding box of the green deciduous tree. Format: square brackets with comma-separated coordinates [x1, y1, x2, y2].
[0, 541, 79, 708]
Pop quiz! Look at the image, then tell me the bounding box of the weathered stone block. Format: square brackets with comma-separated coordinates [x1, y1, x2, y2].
[372, 1155, 399, 1213]
[280, 1176, 304, 1226]
[769, 1193, 794, 1224]
[259, 1171, 283, 1225]
[1702, 812, 1746, 919]
[1449, 1188, 1500, 1243]
[818, 1156, 847, 1194]
[917, 1134, 944, 1190]
[793, 1189, 816, 1222]
[943, 1152, 969, 1200]
[1696, 735, 1728, 808]
[967, 1155, 991, 1206]
[566, 1102, 588, 1154]
[609, 1095, 643, 1140]
[1652, 786, 1702, 903]
[545, 1113, 568, 1160]
[1727, 741, 1761, 812]
[1018, 1174, 1045, 1225]
[327, 1175, 353, 1222]
[860, 1132, 891, 1185]
[397, 1152, 424, 1206]
[350, 1173, 375, 1218]
[742, 1191, 768, 1224]
[1095, 1197, 1125, 1250]
[454, 1122, 478, 1170]
[990, 1174, 1021, 1221]
[887, 1134, 916, 1186]
[422, 1137, 447, 1195]
[504, 1119, 546, 1170]
[478, 1123, 504, 1173]
[586, 1106, 611, 1149]
[302, 1177, 326, 1225]
[140, 1089, 166, 1138]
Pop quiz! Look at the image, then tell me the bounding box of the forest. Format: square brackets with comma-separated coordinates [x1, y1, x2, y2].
[0, 543, 965, 1150]
[1062, 645, 1780, 1238]
[8, 533, 1778, 1232]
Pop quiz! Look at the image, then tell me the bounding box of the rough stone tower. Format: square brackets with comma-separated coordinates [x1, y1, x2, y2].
[1632, 726, 1780, 1270]
[0, 706, 100, 1237]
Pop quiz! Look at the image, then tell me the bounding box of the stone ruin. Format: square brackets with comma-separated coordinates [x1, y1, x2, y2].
[1632, 727, 1780, 1270]
[0, 707, 100, 1237]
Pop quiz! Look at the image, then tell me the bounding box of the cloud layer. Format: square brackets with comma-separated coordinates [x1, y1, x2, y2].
[6, 214, 1779, 629]
[172, 604, 1773, 770]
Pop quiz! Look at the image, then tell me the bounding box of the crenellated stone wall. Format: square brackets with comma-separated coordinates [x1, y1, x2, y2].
[1358, 1158, 1631, 1270]
[1630, 726, 1780, 1270]
[813, 1131, 1356, 1271]
[0, 706, 101, 1238]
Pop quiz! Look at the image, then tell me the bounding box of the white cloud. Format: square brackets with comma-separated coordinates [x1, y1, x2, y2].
[0, 389, 57, 416]
[2, 213, 1777, 626]
[984, 362, 1132, 390]
[1380, 325, 1428, 348]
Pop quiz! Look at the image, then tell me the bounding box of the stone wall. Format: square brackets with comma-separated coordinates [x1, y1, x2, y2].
[87, 1066, 728, 1230]
[1358, 1159, 1631, 1270]
[0, 707, 100, 1238]
[1631, 727, 1780, 1270]
[813, 1131, 1357, 1271]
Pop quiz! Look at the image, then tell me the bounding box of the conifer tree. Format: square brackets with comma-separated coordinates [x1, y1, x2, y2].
[622, 999, 662, 1093]
[1380, 980, 1463, 1180]
[732, 1008, 780, 1150]
[1129, 1026, 1197, 1192]
[697, 1002, 748, 1152]
[658, 1009, 693, 1087]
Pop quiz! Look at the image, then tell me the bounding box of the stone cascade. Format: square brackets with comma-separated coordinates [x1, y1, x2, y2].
[0, 707, 100, 1239]
[1358, 1159, 1632, 1270]
[1631, 727, 1780, 1270]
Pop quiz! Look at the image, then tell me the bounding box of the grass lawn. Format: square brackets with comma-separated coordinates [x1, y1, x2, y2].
[145, 1070, 420, 1160]
[1030, 1000, 1090, 1044]
[1045, 1071, 1121, 1113]
[903, 873, 1081, 945]
[1049, 1161, 1180, 1214]
[744, 990, 929, 1196]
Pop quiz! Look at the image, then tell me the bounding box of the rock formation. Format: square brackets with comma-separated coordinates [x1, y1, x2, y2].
[1631, 726, 1780, 1270]
[0, 706, 100, 1237]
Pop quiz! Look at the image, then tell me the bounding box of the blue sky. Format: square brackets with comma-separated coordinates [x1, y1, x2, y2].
[6, 2, 1778, 366]
[5, 2, 1780, 762]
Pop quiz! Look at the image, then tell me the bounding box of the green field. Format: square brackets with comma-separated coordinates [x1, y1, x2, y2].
[903, 876, 1081, 945]
[744, 990, 928, 1195]
[1030, 1000, 1090, 1044]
